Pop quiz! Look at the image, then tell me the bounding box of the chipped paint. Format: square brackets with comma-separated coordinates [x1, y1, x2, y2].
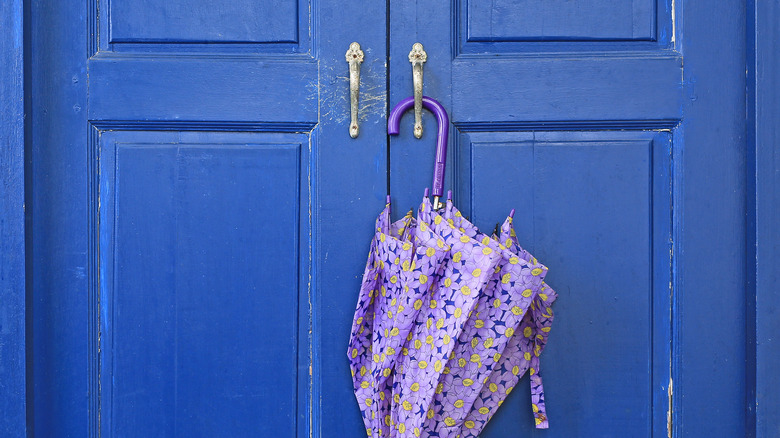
[667, 376, 673, 438]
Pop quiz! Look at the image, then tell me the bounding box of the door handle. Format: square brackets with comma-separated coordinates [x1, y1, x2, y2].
[346, 42, 364, 138]
[409, 43, 427, 139]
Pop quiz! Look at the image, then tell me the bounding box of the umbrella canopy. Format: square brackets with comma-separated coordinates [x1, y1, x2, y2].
[349, 96, 558, 437]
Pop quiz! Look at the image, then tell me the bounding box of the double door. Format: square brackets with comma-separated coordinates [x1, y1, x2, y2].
[27, 0, 749, 436]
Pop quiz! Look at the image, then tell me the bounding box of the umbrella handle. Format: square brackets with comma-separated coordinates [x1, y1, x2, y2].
[388, 96, 449, 208]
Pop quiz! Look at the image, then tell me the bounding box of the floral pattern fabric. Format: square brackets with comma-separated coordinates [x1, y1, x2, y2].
[348, 196, 557, 437]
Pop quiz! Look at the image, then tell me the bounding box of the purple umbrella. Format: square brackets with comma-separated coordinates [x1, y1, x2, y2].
[348, 97, 558, 437]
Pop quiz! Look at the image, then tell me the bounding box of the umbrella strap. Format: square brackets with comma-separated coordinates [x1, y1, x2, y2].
[530, 353, 549, 429]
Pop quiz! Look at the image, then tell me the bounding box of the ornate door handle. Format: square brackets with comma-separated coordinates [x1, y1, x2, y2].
[409, 43, 427, 139]
[346, 42, 364, 138]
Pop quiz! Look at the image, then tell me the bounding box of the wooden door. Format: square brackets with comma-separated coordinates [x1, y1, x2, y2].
[27, 0, 388, 436]
[389, 1, 748, 437]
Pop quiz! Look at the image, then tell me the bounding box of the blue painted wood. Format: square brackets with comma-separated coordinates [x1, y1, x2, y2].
[110, 0, 298, 43]
[465, 0, 655, 41]
[391, 0, 749, 436]
[751, 1, 780, 436]
[0, 0, 27, 435]
[28, 0, 387, 437]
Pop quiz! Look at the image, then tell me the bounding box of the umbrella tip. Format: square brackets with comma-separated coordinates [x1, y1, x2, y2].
[447, 190, 452, 200]
[509, 208, 515, 218]
[386, 195, 391, 204]
[424, 188, 429, 197]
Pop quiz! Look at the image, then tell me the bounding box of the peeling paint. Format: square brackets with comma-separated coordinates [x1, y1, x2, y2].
[667, 376, 673, 438]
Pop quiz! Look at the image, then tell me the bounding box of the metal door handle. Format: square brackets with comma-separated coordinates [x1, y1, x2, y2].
[346, 42, 364, 138]
[409, 43, 427, 139]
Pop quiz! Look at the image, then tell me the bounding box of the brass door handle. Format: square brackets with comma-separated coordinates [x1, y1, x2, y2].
[346, 42, 364, 138]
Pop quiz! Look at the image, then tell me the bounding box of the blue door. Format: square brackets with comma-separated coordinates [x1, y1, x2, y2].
[24, 0, 752, 437]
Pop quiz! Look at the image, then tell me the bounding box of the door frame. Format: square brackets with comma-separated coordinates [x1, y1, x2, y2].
[1, 1, 778, 436]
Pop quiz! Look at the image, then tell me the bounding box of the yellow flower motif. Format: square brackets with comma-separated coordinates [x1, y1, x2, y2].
[402, 348, 409, 356]
[443, 366, 450, 374]
[418, 360, 428, 369]
[506, 386, 513, 394]
[381, 285, 386, 296]
[484, 338, 494, 348]
[522, 288, 533, 297]
[426, 335, 434, 345]
[524, 326, 533, 337]
[361, 381, 369, 389]
[511, 306, 522, 315]
[414, 339, 422, 349]
[437, 239, 445, 249]
[454, 308, 462, 318]
[532, 267, 543, 276]
[479, 407, 490, 414]
[464, 420, 475, 429]
[471, 338, 479, 348]
[360, 365, 367, 376]
[453, 251, 462, 262]
[482, 247, 493, 255]
[481, 236, 490, 245]
[385, 414, 393, 426]
[384, 328, 389, 337]
[419, 274, 429, 284]
[373, 353, 380, 363]
[539, 293, 548, 301]
[454, 399, 464, 408]
[524, 352, 532, 361]
[414, 427, 420, 437]
[463, 378, 474, 387]
[394, 257, 400, 265]
[379, 391, 385, 400]
[403, 400, 412, 411]
[427, 409, 435, 419]
[535, 417, 543, 426]
[379, 233, 386, 242]
[436, 318, 444, 329]
[461, 285, 471, 296]
[532, 403, 539, 413]
[443, 334, 451, 344]
[351, 348, 358, 358]
[394, 393, 400, 403]
[398, 423, 406, 433]
[512, 365, 520, 375]
[402, 242, 412, 250]
[505, 239, 512, 247]
[386, 347, 395, 355]
[458, 358, 466, 367]
[460, 235, 470, 243]
[494, 265, 501, 273]
[444, 277, 452, 287]
[434, 360, 442, 372]
[444, 417, 456, 427]
[530, 367, 535, 375]
[542, 326, 551, 332]
[493, 353, 501, 361]
[489, 383, 498, 392]
[472, 268, 482, 277]
[429, 299, 437, 309]
[505, 327, 515, 337]
[501, 273, 512, 284]
[410, 382, 420, 392]
[455, 211, 462, 217]
[387, 310, 393, 319]
[475, 319, 484, 328]
[414, 299, 423, 310]
[420, 222, 428, 231]
[425, 247, 436, 257]
[357, 316, 363, 325]
[390, 327, 399, 337]
[402, 260, 411, 271]
[434, 215, 442, 224]
[436, 383, 444, 394]
[509, 256, 519, 264]
[365, 398, 373, 406]
[383, 368, 391, 377]
[470, 354, 480, 363]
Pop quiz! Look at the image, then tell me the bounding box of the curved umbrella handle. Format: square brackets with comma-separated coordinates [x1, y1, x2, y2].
[388, 96, 449, 208]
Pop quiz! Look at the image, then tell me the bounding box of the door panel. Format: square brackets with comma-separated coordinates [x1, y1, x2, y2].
[98, 132, 308, 436]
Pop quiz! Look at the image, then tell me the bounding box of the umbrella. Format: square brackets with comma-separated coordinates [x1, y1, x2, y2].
[349, 96, 558, 437]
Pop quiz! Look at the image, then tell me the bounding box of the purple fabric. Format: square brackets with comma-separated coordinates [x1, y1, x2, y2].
[348, 196, 558, 437]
